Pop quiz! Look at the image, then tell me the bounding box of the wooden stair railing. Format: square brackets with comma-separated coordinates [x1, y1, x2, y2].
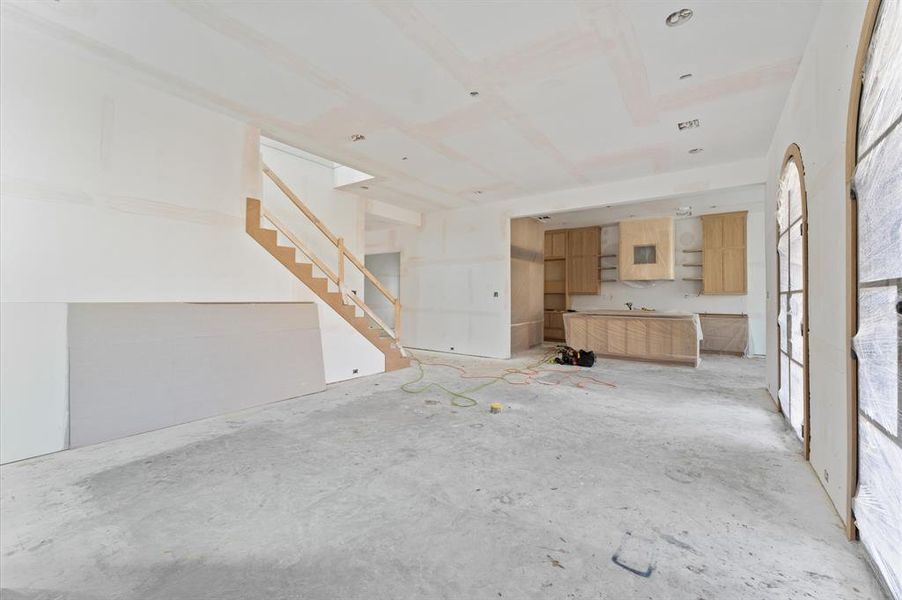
[245, 163, 408, 372]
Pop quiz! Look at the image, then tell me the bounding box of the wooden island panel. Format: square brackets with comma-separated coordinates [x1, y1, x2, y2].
[564, 311, 699, 366]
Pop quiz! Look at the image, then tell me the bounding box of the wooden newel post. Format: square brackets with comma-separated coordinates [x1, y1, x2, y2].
[393, 300, 401, 340]
[337, 237, 345, 287]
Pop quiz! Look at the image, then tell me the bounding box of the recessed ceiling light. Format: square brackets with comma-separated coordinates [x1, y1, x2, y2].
[679, 73, 693, 80]
[678, 119, 700, 131]
[469, 91, 480, 97]
[349, 133, 366, 142]
[665, 8, 693, 27]
[688, 148, 704, 154]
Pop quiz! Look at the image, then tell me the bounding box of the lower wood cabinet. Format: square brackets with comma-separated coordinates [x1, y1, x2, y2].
[563, 311, 699, 366]
[544, 310, 566, 341]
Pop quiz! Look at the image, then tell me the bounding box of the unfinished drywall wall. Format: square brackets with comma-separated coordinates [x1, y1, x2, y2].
[0, 303, 68, 464]
[504, 158, 766, 219]
[68, 303, 325, 447]
[510, 217, 544, 353]
[0, 17, 374, 462]
[571, 202, 766, 355]
[764, 0, 869, 524]
[367, 205, 512, 359]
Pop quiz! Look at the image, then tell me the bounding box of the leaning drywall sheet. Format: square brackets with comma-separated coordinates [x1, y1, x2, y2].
[68, 303, 326, 447]
[0, 303, 69, 464]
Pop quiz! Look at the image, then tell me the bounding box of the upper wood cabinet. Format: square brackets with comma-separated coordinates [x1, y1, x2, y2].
[544, 227, 600, 295]
[702, 211, 747, 295]
[567, 227, 600, 294]
[544, 230, 568, 259]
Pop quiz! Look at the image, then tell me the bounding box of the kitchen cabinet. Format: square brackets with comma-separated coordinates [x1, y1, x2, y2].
[702, 211, 747, 295]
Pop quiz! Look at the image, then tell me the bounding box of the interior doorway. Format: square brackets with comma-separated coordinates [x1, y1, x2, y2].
[364, 252, 400, 330]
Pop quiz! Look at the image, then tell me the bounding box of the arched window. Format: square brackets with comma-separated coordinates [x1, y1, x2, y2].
[847, 0, 901, 595]
[776, 146, 808, 454]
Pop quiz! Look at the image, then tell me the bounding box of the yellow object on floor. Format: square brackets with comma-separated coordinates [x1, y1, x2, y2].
[489, 403, 503, 414]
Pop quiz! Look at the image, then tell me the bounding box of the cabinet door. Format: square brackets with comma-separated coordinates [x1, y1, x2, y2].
[702, 216, 724, 294]
[703, 212, 747, 294]
[567, 227, 600, 294]
[721, 213, 747, 293]
[545, 230, 568, 259]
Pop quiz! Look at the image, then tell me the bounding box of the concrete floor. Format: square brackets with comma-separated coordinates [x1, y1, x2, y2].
[0, 348, 887, 600]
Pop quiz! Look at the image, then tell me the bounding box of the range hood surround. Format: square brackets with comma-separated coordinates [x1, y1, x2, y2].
[618, 217, 676, 281]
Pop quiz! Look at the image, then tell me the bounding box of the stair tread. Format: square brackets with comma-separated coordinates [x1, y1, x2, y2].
[248, 211, 405, 370]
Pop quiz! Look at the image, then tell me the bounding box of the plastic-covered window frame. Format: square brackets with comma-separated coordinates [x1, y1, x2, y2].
[776, 148, 809, 454]
[849, 0, 902, 597]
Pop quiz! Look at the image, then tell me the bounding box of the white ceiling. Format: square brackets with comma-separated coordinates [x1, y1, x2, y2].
[4, 1, 820, 212]
[537, 184, 764, 229]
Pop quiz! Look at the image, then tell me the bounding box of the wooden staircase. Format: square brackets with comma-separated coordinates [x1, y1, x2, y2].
[246, 164, 409, 372]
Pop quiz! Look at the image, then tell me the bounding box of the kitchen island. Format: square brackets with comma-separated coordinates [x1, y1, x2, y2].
[562, 310, 701, 367]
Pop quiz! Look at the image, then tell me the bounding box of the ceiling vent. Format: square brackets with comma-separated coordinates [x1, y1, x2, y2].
[676, 206, 692, 217]
[678, 119, 700, 131]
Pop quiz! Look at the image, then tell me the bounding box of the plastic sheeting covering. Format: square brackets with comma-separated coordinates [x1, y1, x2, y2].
[854, 286, 901, 435]
[776, 158, 805, 443]
[855, 420, 902, 598]
[857, 0, 902, 156]
[851, 1, 902, 597]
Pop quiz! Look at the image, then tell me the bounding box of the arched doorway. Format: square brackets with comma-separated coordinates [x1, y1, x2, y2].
[776, 145, 810, 457]
[846, 0, 901, 594]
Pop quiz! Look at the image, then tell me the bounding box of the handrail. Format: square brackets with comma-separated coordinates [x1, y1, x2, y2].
[261, 205, 399, 341]
[344, 285, 397, 340]
[262, 161, 398, 307]
[263, 162, 339, 245]
[258, 163, 402, 343]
